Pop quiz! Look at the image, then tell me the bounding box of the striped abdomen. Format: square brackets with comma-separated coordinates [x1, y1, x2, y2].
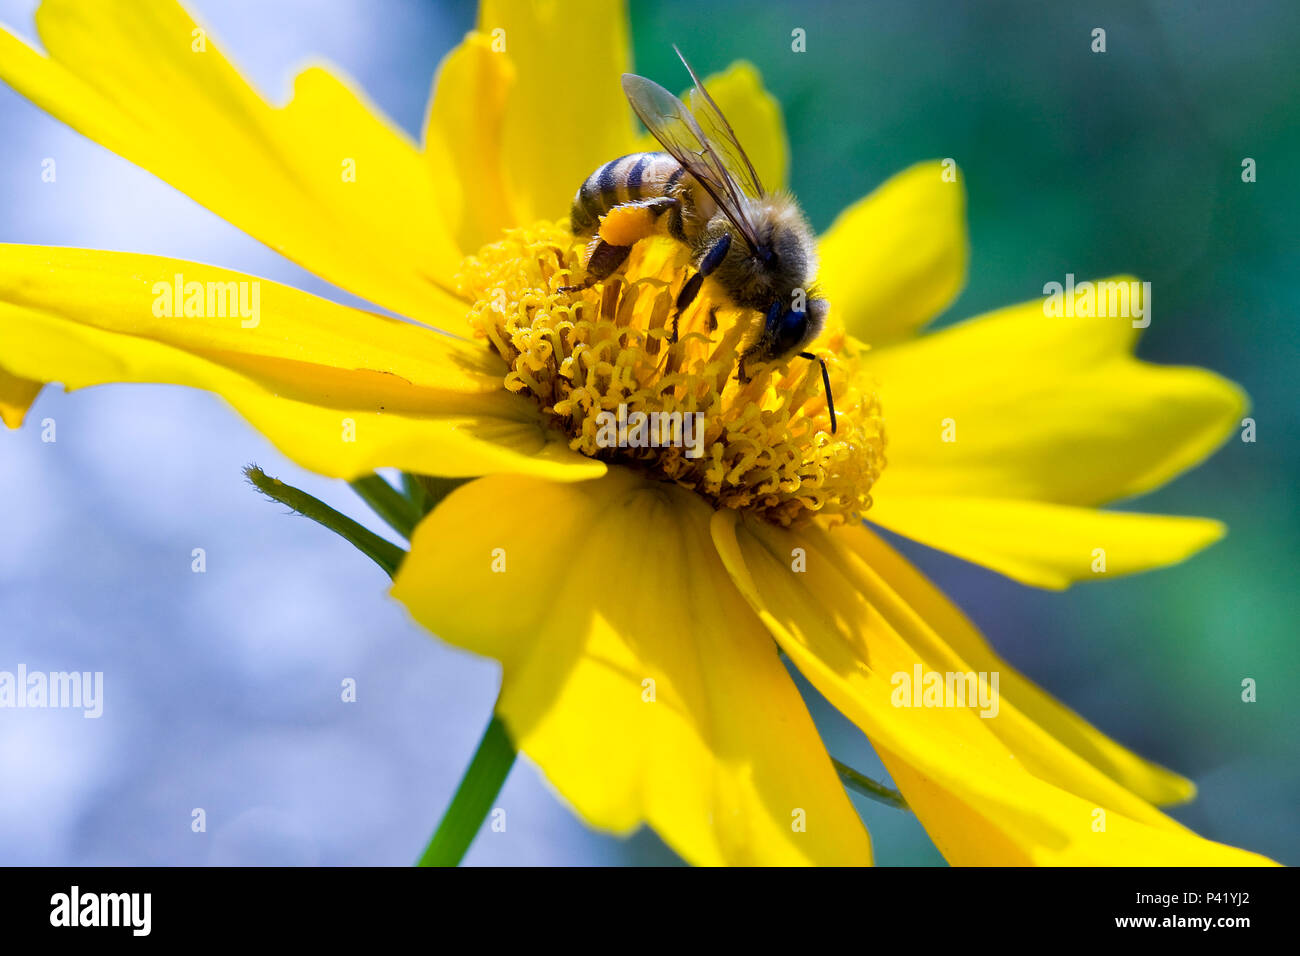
[570, 151, 685, 236]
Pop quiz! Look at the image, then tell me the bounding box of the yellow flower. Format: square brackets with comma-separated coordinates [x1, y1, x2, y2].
[0, 0, 1275, 865]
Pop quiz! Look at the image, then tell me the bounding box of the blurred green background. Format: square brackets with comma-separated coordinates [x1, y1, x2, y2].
[633, 0, 1299, 863]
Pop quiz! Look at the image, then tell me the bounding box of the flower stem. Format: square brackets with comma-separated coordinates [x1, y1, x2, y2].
[244, 465, 405, 579]
[349, 472, 421, 539]
[400, 472, 428, 516]
[832, 757, 909, 810]
[412, 474, 470, 512]
[417, 714, 517, 867]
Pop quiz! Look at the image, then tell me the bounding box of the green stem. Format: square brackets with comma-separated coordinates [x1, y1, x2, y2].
[417, 715, 517, 867]
[244, 466, 405, 579]
[400, 472, 428, 517]
[413, 474, 469, 511]
[349, 473, 420, 539]
[832, 757, 908, 810]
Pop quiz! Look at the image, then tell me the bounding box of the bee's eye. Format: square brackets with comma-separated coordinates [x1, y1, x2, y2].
[773, 306, 808, 355]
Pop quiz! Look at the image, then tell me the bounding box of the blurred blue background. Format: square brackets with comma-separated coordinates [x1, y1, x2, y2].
[0, 0, 1295, 865]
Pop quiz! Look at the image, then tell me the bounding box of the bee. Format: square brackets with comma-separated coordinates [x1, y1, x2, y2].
[567, 46, 836, 432]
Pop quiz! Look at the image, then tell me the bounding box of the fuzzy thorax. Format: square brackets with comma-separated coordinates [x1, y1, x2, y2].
[458, 222, 886, 527]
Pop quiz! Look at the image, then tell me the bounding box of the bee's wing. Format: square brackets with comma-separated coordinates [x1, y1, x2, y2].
[673, 46, 765, 200]
[621, 71, 763, 253]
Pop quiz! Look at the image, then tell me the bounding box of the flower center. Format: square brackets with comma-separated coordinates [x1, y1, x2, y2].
[458, 222, 886, 527]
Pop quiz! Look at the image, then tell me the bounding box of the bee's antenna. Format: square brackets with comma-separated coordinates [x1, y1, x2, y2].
[799, 352, 837, 434]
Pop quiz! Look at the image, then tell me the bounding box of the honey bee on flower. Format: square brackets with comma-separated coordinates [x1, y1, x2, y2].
[568, 46, 836, 430]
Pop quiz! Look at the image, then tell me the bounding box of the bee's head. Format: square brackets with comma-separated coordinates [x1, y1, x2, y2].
[764, 295, 829, 360]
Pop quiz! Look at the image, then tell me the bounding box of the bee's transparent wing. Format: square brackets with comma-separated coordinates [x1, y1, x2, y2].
[621, 71, 762, 252]
[674, 45, 766, 200]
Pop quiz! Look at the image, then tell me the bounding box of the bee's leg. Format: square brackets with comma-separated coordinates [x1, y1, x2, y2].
[559, 238, 630, 292]
[736, 343, 761, 385]
[586, 239, 633, 281]
[560, 198, 677, 292]
[799, 351, 838, 434]
[672, 232, 732, 342]
[673, 275, 703, 332]
[641, 195, 679, 221]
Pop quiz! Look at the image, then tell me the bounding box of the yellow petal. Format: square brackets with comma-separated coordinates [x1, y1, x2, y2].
[863, 289, 1246, 505]
[0, 368, 42, 428]
[818, 161, 968, 345]
[393, 468, 872, 866]
[478, 0, 637, 221]
[632, 61, 789, 193]
[0, 0, 468, 330]
[712, 511, 1278, 865]
[424, 31, 518, 251]
[826, 524, 1196, 806]
[0, 246, 486, 389]
[867, 496, 1225, 590]
[0, 245, 603, 482]
[721, 517, 1188, 827]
